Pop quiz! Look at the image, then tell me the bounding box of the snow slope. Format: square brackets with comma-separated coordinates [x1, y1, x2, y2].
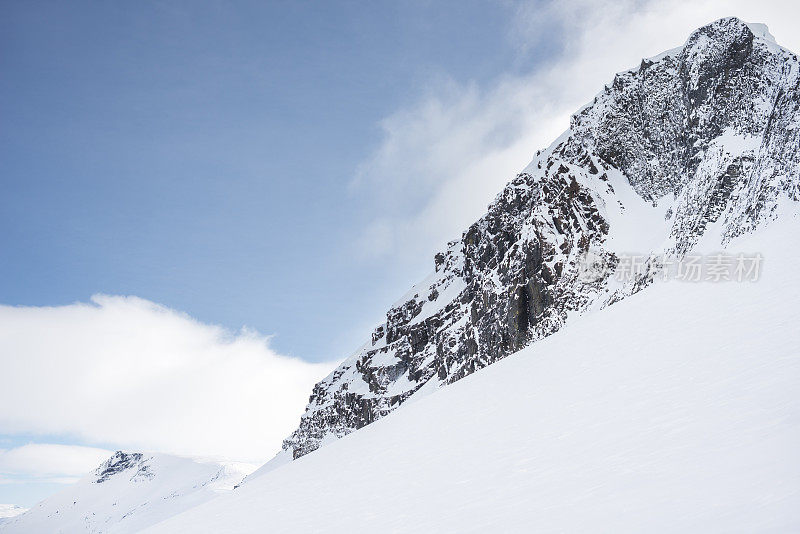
[0, 452, 256, 534]
[145, 215, 800, 532]
[0, 506, 26, 520]
[0, 506, 26, 526]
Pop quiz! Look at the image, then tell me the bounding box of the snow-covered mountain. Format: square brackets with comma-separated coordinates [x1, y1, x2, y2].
[144, 210, 800, 533]
[0, 452, 255, 534]
[280, 16, 800, 460]
[6, 16, 799, 533]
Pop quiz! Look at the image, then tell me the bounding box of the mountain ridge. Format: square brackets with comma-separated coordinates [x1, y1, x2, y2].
[4, 17, 799, 533]
[279, 16, 800, 460]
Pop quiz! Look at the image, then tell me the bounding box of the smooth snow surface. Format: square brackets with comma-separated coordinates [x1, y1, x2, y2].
[0, 506, 26, 522]
[0, 453, 255, 534]
[146, 217, 800, 533]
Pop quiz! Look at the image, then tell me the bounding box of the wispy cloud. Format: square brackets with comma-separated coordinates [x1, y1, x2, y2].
[351, 0, 800, 268]
[0, 296, 335, 464]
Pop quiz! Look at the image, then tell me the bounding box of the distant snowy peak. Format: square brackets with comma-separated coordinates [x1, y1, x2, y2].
[281, 17, 800, 460]
[1, 451, 256, 533]
[0, 505, 27, 521]
[93, 451, 152, 483]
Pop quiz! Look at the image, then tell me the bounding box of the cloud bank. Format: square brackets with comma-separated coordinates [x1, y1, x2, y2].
[0, 296, 334, 464]
[353, 0, 800, 268]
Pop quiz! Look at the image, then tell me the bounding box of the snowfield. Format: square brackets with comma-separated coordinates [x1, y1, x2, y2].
[142, 216, 800, 533]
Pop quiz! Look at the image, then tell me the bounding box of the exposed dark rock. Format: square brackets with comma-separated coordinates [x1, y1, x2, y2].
[94, 452, 145, 484]
[281, 18, 800, 460]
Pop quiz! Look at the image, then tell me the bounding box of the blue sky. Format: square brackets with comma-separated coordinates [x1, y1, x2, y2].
[2, 0, 798, 510]
[0, 0, 559, 507]
[0, 0, 559, 363]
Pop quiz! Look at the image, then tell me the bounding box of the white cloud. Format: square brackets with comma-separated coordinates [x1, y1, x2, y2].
[352, 0, 800, 269]
[0, 444, 112, 484]
[0, 296, 335, 464]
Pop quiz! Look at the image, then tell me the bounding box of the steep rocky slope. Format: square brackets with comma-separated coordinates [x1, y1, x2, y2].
[281, 17, 800, 459]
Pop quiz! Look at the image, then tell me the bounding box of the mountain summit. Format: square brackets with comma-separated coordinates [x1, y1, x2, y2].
[280, 17, 799, 460]
[4, 17, 799, 534]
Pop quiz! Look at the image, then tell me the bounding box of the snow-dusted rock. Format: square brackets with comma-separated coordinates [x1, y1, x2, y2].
[282, 17, 800, 459]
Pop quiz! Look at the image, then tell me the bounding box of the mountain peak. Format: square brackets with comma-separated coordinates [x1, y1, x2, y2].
[693, 16, 752, 38]
[94, 451, 150, 483]
[689, 16, 776, 45]
[278, 18, 800, 461]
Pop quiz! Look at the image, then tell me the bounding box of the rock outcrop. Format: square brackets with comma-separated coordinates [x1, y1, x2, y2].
[282, 18, 800, 459]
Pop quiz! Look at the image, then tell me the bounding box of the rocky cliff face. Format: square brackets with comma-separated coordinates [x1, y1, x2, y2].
[282, 17, 800, 460]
